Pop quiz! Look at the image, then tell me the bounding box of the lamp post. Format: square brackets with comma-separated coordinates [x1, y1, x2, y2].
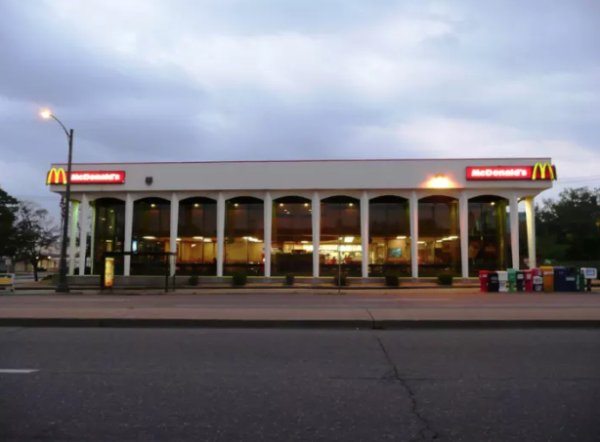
[40, 109, 74, 293]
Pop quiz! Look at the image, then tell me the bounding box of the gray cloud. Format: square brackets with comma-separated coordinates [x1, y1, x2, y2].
[0, 0, 598, 219]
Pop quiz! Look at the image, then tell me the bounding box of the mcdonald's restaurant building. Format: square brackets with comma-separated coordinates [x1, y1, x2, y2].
[46, 158, 556, 283]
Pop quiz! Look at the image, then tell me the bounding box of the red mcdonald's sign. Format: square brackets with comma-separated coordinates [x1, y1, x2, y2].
[466, 163, 556, 181]
[46, 168, 126, 185]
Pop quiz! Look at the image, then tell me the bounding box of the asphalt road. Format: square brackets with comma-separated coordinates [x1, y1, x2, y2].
[1, 328, 599, 442]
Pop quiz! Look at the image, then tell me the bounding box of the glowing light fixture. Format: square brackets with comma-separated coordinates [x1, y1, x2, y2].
[193, 203, 200, 208]
[396, 236, 407, 239]
[142, 236, 156, 240]
[39, 108, 52, 119]
[193, 236, 204, 240]
[425, 174, 454, 189]
[343, 236, 355, 243]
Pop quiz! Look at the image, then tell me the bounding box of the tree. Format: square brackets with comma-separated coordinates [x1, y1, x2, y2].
[536, 187, 600, 262]
[0, 188, 19, 258]
[13, 202, 60, 281]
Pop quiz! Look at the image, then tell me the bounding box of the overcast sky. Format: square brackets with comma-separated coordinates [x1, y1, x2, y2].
[1, 0, 599, 220]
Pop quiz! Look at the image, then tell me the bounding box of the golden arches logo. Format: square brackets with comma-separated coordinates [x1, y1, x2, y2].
[531, 162, 556, 181]
[46, 167, 67, 185]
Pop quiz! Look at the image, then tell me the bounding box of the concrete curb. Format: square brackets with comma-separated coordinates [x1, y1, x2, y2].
[2, 318, 600, 329]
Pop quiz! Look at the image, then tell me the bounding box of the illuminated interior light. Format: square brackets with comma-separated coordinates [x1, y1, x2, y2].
[142, 236, 157, 240]
[343, 236, 355, 243]
[396, 236, 407, 239]
[176, 238, 181, 241]
[150, 203, 157, 208]
[191, 244, 196, 248]
[193, 236, 204, 240]
[203, 238, 212, 242]
[304, 203, 309, 207]
[490, 202, 496, 206]
[234, 203, 239, 207]
[348, 203, 354, 207]
[417, 241, 426, 245]
[279, 203, 285, 207]
[193, 203, 200, 208]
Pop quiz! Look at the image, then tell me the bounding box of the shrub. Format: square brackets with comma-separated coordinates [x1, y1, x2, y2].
[384, 273, 400, 287]
[437, 274, 454, 286]
[333, 273, 348, 287]
[188, 275, 199, 286]
[285, 274, 295, 286]
[232, 272, 247, 287]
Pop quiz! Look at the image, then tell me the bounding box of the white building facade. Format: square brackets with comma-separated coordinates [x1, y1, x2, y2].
[47, 158, 556, 280]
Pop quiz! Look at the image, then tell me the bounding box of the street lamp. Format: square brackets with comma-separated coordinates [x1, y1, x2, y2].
[40, 108, 74, 293]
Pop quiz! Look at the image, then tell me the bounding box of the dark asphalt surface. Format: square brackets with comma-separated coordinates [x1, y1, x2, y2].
[1, 328, 599, 442]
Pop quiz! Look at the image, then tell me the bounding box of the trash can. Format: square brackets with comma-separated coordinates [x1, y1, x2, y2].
[523, 269, 534, 292]
[487, 272, 499, 292]
[533, 275, 544, 292]
[539, 266, 554, 292]
[479, 270, 490, 293]
[507, 269, 517, 292]
[516, 271, 525, 292]
[497, 270, 508, 292]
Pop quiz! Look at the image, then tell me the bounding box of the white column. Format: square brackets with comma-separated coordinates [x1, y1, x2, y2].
[216, 192, 225, 277]
[78, 194, 90, 275]
[123, 193, 134, 276]
[169, 192, 179, 276]
[68, 200, 79, 276]
[525, 196, 536, 268]
[312, 191, 320, 278]
[360, 191, 369, 278]
[459, 192, 469, 279]
[89, 203, 96, 275]
[263, 192, 272, 277]
[409, 191, 419, 278]
[509, 193, 520, 270]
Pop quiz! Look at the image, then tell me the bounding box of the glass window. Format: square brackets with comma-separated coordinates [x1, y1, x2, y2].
[131, 198, 171, 275]
[369, 196, 411, 276]
[418, 196, 460, 276]
[272, 196, 312, 276]
[225, 197, 264, 276]
[93, 198, 125, 275]
[177, 197, 217, 276]
[468, 195, 511, 275]
[320, 196, 361, 276]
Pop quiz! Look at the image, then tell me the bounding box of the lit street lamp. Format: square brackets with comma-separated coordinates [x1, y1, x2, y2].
[40, 108, 74, 293]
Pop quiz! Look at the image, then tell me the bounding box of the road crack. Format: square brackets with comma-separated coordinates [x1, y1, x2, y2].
[375, 335, 439, 441]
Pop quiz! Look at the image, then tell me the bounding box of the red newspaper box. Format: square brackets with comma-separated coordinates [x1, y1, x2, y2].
[523, 269, 534, 292]
[479, 270, 490, 292]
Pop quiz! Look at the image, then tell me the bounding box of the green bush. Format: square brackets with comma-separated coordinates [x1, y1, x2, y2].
[333, 273, 348, 287]
[437, 274, 454, 286]
[384, 273, 400, 287]
[188, 275, 199, 286]
[285, 274, 295, 286]
[232, 272, 247, 287]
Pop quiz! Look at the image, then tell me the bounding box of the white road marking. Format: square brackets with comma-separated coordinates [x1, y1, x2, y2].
[0, 369, 39, 374]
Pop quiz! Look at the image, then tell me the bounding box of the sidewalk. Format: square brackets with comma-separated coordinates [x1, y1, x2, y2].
[1, 288, 599, 328]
